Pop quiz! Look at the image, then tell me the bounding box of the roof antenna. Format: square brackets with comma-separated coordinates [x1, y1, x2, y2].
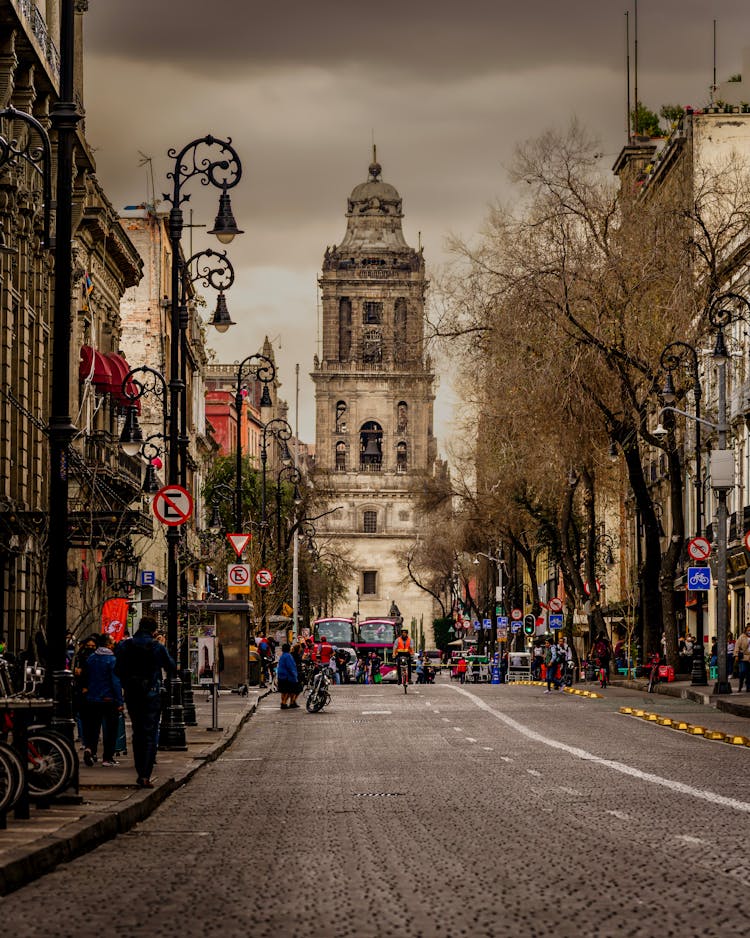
[711, 19, 717, 103]
[625, 11, 631, 141]
[633, 0, 639, 135]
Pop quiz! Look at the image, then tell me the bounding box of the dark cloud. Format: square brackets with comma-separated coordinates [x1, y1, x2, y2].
[82, 0, 750, 441]
[86, 1, 750, 79]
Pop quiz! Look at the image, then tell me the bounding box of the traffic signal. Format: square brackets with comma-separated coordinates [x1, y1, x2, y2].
[523, 614, 535, 636]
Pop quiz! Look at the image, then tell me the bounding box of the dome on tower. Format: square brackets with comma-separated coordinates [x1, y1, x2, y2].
[348, 160, 402, 209]
[339, 159, 408, 252]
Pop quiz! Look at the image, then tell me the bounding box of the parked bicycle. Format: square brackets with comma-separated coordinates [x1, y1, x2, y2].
[0, 659, 78, 811]
[305, 666, 332, 713]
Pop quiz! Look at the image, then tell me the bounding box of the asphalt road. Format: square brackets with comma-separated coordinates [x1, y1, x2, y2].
[2, 679, 749, 937]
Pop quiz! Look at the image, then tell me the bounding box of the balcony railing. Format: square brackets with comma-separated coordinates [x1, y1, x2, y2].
[16, 0, 60, 82]
[358, 462, 382, 472]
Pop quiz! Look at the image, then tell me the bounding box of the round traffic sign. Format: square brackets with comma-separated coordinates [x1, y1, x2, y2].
[510, 608, 523, 621]
[548, 597, 563, 613]
[687, 536, 711, 561]
[255, 568, 273, 588]
[583, 579, 602, 596]
[744, 531, 750, 554]
[228, 564, 250, 586]
[153, 485, 193, 526]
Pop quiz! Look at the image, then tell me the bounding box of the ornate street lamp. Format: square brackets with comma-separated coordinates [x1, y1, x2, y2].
[276, 465, 303, 563]
[234, 356, 275, 533]
[158, 135, 243, 747]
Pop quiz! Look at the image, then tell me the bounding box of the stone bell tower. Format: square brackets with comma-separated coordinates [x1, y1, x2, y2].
[312, 155, 437, 630]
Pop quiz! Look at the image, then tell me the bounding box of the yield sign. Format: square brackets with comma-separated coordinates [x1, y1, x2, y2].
[227, 533, 251, 558]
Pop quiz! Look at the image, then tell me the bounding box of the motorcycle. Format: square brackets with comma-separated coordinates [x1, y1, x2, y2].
[305, 666, 332, 713]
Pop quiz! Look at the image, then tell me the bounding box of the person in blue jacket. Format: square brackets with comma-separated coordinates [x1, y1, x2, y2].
[276, 643, 299, 710]
[82, 633, 124, 767]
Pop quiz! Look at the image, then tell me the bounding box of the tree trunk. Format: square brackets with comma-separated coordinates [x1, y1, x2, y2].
[621, 434, 663, 659]
[659, 438, 684, 667]
[581, 466, 608, 649]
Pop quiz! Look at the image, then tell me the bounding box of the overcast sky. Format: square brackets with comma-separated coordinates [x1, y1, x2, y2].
[84, 1, 750, 445]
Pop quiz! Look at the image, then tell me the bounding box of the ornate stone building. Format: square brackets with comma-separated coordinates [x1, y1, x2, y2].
[312, 158, 438, 630]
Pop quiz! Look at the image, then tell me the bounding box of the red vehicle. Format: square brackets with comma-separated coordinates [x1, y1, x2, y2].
[312, 617, 356, 648]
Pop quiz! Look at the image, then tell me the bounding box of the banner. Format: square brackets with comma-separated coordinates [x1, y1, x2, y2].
[101, 597, 129, 643]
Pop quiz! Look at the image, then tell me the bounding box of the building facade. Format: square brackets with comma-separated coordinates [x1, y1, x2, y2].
[312, 158, 438, 630]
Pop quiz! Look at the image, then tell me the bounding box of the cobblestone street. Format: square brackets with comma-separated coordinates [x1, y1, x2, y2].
[2, 679, 749, 937]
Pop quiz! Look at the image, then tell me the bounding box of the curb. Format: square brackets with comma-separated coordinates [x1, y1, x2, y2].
[0, 694, 265, 896]
[612, 679, 750, 719]
[617, 705, 750, 746]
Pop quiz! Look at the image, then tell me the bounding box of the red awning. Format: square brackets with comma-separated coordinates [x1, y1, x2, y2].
[105, 352, 139, 407]
[79, 345, 113, 390]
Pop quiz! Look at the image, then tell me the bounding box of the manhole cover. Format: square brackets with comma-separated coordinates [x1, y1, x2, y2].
[352, 792, 405, 798]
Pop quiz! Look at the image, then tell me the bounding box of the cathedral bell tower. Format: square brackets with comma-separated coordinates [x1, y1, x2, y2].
[312, 156, 437, 627]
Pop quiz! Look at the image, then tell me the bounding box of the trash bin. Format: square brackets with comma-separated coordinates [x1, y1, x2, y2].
[247, 648, 261, 686]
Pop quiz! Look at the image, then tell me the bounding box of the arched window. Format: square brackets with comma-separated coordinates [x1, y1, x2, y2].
[394, 299, 407, 360]
[335, 400, 347, 433]
[363, 510, 378, 533]
[335, 441, 347, 471]
[397, 401, 408, 432]
[360, 421, 383, 471]
[396, 441, 408, 472]
[338, 298, 352, 361]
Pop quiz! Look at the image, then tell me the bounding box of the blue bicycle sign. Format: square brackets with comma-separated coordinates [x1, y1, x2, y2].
[687, 566, 712, 590]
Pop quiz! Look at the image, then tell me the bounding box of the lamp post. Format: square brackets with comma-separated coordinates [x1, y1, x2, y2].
[120, 364, 189, 745]
[707, 295, 744, 695]
[234, 356, 274, 533]
[257, 418, 293, 633]
[276, 466, 303, 563]
[659, 340, 707, 685]
[158, 135, 243, 747]
[46, 0, 79, 738]
[474, 547, 505, 656]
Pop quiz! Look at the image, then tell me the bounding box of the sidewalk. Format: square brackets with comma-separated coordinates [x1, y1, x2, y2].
[0, 686, 266, 896]
[610, 674, 750, 718]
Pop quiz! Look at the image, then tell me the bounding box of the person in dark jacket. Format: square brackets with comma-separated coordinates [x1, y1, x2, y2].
[82, 633, 124, 767]
[276, 643, 299, 710]
[115, 616, 175, 788]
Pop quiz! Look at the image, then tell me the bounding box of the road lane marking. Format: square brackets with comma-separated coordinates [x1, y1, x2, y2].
[606, 809, 630, 820]
[482, 747, 494, 751]
[451, 685, 750, 816]
[361, 710, 392, 715]
[527, 769, 542, 777]
[441, 717, 450, 722]
[557, 786, 582, 796]
[453, 727, 463, 732]
[501, 756, 513, 763]
[465, 737, 477, 743]
[676, 834, 706, 845]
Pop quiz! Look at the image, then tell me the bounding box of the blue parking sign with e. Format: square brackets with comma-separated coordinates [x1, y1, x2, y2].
[483, 618, 492, 630]
[498, 616, 509, 629]
[687, 566, 711, 590]
[140, 570, 155, 586]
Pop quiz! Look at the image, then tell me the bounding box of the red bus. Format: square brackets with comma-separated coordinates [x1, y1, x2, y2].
[312, 617, 356, 648]
[354, 618, 401, 679]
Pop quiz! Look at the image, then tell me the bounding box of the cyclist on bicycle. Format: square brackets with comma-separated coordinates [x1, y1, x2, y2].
[394, 628, 413, 684]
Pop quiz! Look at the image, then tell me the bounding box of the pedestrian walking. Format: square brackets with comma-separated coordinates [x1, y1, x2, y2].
[81, 633, 123, 767]
[456, 656, 467, 684]
[734, 626, 750, 692]
[276, 643, 299, 709]
[115, 616, 175, 788]
[544, 640, 563, 693]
